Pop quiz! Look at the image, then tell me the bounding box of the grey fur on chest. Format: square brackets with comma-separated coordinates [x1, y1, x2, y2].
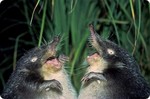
[78, 80, 128, 99]
[79, 81, 108, 99]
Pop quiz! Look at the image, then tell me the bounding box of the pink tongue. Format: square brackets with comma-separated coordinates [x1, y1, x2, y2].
[46, 58, 60, 66]
[87, 53, 100, 63]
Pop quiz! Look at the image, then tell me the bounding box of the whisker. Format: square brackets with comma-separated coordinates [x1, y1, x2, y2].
[74, 65, 88, 71]
[43, 38, 48, 45]
[108, 32, 114, 40]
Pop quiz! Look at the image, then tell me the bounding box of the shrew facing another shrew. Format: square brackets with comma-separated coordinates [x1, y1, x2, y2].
[78, 24, 150, 99]
[2, 36, 77, 99]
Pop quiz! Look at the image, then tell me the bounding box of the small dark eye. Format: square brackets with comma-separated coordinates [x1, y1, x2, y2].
[107, 48, 115, 55]
[31, 56, 38, 62]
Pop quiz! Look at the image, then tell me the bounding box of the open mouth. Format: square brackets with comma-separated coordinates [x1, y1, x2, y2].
[45, 56, 62, 69]
[87, 53, 101, 63]
[41, 36, 63, 69]
[45, 54, 69, 69]
[87, 24, 104, 66]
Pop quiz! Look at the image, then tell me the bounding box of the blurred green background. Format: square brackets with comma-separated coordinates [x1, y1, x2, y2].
[0, 0, 150, 93]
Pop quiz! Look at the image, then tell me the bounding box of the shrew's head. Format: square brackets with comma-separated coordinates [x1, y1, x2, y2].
[16, 36, 67, 73]
[87, 24, 140, 74]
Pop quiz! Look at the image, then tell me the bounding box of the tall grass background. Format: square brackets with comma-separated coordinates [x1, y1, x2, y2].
[0, 0, 150, 93]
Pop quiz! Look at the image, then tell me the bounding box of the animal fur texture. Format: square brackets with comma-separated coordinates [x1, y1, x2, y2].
[78, 24, 150, 99]
[2, 36, 77, 99]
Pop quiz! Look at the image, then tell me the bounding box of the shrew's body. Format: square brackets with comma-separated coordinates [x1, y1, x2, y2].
[78, 24, 150, 99]
[2, 37, 77, 99]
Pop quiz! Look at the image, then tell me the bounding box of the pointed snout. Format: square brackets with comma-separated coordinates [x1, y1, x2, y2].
[89, 24, 104, 55]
